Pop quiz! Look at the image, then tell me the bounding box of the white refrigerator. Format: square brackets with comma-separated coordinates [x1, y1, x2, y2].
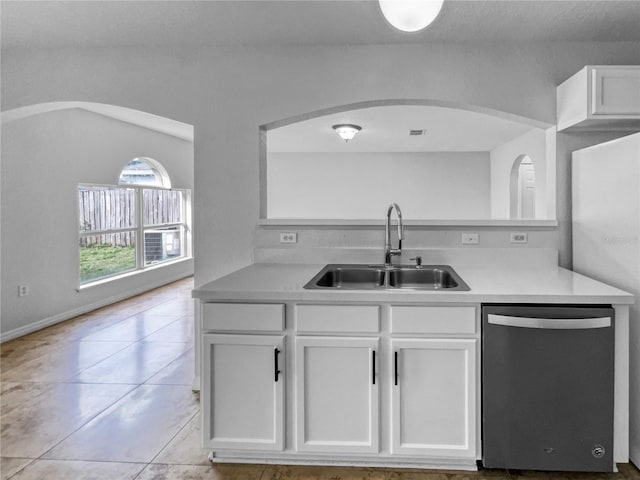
[572, 132, 640, 466]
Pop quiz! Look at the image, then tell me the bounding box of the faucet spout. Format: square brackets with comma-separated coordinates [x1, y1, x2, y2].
[384, 203, 404, 267]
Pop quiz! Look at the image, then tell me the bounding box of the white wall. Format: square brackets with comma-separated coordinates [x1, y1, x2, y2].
[490, 128, 549, 219]
[1, 108, 194, 337]
[268, 152, 490, 219]
[2, 42, 640, 283]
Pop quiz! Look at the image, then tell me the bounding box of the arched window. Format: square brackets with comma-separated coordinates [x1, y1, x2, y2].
[118, 157, 171, 188]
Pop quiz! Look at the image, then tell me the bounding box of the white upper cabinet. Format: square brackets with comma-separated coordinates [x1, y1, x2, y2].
[557, 66, 640, 132]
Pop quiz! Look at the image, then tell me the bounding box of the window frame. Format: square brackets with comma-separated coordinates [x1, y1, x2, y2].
[78, 182, 192, 286]
[118, 157, 172, 189]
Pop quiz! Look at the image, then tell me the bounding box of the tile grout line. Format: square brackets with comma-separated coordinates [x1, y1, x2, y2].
[33, 382, 142, 461]
[148, 408, 201, 465]
[5, 457, 37, 480]
[66, 337, 191, 385]
[132, 408, 202, 479]
[61, 340, 140, 381]
[142, 346, 195, 386]
[4, 458, 149, 480]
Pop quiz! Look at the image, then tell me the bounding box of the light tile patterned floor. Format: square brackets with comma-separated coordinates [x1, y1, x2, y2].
[1, 277, 639, 479]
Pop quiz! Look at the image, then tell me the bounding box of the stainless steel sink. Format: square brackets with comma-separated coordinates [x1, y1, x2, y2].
[313, 265, 386, 289]
[388, 267, 464, 289]
[304, 264, 469, 291]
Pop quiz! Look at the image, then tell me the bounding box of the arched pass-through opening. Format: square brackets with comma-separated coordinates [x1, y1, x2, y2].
[1, 101, 194, 141]
[261, 98, 551, 131]
[1, 99, 196, 343]
[259, 98, 553, 223]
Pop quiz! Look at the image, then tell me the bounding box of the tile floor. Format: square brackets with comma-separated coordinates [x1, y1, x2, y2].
[1, 278, 639, 479]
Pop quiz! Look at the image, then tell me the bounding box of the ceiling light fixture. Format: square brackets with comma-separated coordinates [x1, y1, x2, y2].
[379, 0, 444, 33]
[332, 124, 362, 142]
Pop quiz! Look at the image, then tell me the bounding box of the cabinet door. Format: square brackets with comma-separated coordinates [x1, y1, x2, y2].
[295, 337, 379, 453]
[203, 334, 284, 451]
[592, 67, 640, 115]
[391, 338, 476, 458]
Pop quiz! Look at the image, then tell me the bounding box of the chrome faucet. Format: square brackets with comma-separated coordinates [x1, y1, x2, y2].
[384, 203, 404, 267]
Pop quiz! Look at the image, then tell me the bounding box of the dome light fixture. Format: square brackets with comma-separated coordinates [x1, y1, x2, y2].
[379, 0, 444, 33]
[332, 124, 362, 142]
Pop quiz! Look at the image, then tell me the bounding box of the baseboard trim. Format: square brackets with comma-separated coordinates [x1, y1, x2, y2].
[209, 454, 478, 471]
[0, 271, 193, 343]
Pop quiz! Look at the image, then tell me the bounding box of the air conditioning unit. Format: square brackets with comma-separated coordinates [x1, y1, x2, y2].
[145, 229, 180, 263]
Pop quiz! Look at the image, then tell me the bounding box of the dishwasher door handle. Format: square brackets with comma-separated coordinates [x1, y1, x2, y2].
[487, 314, 611, 329]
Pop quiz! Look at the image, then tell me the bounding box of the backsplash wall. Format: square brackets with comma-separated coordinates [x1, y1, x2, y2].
[254, 225, 560, 265]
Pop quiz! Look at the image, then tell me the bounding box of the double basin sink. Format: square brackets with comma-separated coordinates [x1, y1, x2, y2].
[304, 264, 470, 291]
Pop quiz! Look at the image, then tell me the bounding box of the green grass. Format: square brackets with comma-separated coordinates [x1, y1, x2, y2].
[80, 244, 136, 283]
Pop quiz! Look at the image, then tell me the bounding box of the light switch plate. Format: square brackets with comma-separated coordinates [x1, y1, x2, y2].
[461, 233, 479, 245]
[280, 232, 298, 244]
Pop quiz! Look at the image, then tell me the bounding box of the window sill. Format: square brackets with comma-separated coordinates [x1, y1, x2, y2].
[77, 256, 193, 292]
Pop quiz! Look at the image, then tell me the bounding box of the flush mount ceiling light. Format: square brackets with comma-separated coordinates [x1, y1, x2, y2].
[379, 0, 444, 33]
[332, 124, 362, 142]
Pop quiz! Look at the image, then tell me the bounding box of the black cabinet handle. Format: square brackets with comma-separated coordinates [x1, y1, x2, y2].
[274, 348, 281, 382]
[394, 351, 398, 386]
[372, 350, 376, 385]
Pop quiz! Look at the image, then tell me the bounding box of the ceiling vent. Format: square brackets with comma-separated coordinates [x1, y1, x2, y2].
[409, 129, 425, 136]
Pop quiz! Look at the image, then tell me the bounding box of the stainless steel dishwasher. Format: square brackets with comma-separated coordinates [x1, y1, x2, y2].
[482, 304, 615, 472]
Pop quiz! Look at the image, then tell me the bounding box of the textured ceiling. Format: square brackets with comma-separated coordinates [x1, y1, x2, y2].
[2, 0, 640, 49]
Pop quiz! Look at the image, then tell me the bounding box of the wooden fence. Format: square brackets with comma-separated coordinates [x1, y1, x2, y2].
[78, 187, 182, 247]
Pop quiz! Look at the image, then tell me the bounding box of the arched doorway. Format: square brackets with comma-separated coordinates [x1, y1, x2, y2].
[509, 154, 536, 219]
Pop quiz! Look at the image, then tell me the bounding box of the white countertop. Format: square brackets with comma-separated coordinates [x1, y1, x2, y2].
[193, 263, 634, 304]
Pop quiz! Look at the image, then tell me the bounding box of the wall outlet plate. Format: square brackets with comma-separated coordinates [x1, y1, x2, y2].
[280, 232, 298, 244]
[510, 232, 528, 243]
[461, 233, 479, 245]
[18, 285, 29, 297]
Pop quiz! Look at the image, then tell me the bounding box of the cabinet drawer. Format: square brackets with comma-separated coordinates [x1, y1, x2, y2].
[391, 306, 476, 335]
[296, 305, 379, 333]
[203, 303, 284, 331]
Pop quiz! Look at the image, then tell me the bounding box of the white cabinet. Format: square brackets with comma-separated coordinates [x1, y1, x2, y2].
[201, 301, 479, 467]
[295, 336, 379, 453]
[391, 338, 476, 458]
[557, 65, 640, 131]
[592, 67, 640, 115]
[202, 333, 284, 451]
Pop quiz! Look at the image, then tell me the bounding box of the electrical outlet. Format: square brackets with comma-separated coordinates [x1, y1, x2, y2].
[280, 232, 298, 244]
[510, 232, 528, 244]
[461, 233, 479, 245]
[18, 285, 29, 297]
